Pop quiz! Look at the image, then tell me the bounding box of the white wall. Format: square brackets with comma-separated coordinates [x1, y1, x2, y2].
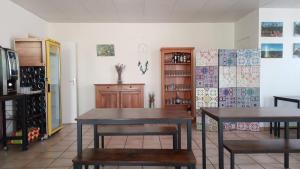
[235, 10, 259, 49]
[259, 8, 300, 107]
[0, 0, 48, 48]
[48, 23, 234, 115]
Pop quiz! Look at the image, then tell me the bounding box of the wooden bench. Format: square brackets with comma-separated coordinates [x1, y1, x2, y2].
[73, 148, 196, 169]
[224, 139, 300, 169]
[95, 125, 178, 148]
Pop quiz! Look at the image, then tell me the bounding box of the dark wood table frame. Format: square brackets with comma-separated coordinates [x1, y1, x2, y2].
[75, 108, 193, 168]
[201, 107, 300, 169]
[271, 96, 300, 138]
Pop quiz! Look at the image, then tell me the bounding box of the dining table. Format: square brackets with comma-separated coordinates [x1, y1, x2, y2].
[74, 108, 194, 168]
[200, 107, 300, 169]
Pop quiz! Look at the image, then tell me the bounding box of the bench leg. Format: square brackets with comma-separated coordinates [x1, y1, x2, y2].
[230, 153, 235, 169]
[94, 125, 99, 148]
[173, 133, 178, 150]
[278, 122, 281, 138]
[101, 136, 104, 148]
[270, 122, 273, 134]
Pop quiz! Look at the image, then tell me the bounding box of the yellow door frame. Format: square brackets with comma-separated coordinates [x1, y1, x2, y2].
[45, 39, 63, 136]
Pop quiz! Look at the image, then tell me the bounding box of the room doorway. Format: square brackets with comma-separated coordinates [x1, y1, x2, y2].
[61, 42, 78, 124]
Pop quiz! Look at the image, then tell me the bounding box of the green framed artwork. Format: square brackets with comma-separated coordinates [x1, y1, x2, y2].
[97, 44, 115, 56]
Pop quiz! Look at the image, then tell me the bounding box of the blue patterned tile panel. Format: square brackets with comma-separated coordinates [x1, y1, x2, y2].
[236, 87, 260, 107]
[195, 66, 218, 88]
[237, 49, 260, 66]
[219, 49, 237, 66]
[219, 88, 236, 108]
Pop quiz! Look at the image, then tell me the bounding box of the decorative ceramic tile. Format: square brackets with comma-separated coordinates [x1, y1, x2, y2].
[236, 122, 260, 132]
[195, 66, 218, 88]
[237, 66, 260, 87]
[219, 49, 237, 66]
[219, 66, 236, 88]
[237, 49, 260, 66]
[208, 118, 218, 132]
[219, 88, 236, 108]
[224, 122, 237, 131]
[196, 49, 218, 66]
[196, 88, 218, 109]
[236, 87, 260, 107]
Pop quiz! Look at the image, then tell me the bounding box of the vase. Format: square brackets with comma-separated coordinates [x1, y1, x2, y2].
[117, 72, 122, 84]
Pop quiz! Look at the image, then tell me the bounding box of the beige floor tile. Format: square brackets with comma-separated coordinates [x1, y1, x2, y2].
[26, 158, 55, 168]
[237, 164, 264, 169]
[49, 158, 73, 167]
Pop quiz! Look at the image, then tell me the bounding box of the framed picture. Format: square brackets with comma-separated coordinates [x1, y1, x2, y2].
[294, 22, 300, 36]
[96, 44, 115, 56]
[261, 22, 283, 37]
[293, 43, 300, 58]
[261, 43, 283, 58]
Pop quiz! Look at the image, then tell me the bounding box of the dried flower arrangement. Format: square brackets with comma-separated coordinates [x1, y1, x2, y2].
[115, 63, 125, 84]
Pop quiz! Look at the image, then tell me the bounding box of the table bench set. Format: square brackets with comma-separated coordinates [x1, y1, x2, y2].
[72, 106, 300, 169]
[72, 108, 196, 169]
[201, 107, 300, 169]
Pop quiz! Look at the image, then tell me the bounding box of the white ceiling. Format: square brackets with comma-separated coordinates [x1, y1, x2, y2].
[11, 0, 300, 23]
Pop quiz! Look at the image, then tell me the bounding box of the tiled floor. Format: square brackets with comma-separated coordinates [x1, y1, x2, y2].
[1, 124, 300, 169]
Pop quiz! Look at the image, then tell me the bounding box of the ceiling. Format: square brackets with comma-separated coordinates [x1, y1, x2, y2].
[11, 0, 300, 23]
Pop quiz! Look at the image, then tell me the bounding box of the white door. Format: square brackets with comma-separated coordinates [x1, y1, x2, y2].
[61, 42, 77, 123]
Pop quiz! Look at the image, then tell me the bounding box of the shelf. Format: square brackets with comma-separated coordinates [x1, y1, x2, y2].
[165, 104, 191, 106]
[165, 62, 191, 65]
[165, 75, 191, 77]
[165, 90, 192, 92]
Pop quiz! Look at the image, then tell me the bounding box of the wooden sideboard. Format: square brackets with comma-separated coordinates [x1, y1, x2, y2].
[95, 84, 145, 108]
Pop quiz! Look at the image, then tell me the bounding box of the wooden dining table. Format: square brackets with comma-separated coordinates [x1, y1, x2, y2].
[200, 107, 300, 169]
[74, 108, 194, 168]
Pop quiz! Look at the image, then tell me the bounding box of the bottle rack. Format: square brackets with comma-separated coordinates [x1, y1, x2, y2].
[165, 84, 191, 92]
[20, 66, 47, 137]
[165, 70, 191, 77]
[20, 67, 45, 91]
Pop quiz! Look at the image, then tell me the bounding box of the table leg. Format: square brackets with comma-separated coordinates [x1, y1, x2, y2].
[177, 124, 181, 149]
[202, 112, 206, 169]
[93, 125, 100, 169]
[218, 120, 224, 169]
[77, 122, 82, 157]
[284, 122, 289, 169]
[187, 120, 192, 150]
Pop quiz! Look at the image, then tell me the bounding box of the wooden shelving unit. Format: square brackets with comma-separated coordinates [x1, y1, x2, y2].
[161, 47, 195, 117]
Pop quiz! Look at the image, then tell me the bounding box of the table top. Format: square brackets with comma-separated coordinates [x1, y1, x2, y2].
[76, 108, 193, 123]
[274, 96, 300, 101]
[200, 107, 300, 122]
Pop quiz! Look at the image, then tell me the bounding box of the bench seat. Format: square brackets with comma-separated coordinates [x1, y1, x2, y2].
[224, 139, 300, 154]
[73, 148, 196, 168]
[95, 125, 178, 148]
[224, 139, 300, 169]
[97, 125, 178, 136]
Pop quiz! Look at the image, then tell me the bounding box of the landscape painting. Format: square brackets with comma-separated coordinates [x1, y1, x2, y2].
[293, 43, 300, 58]
[261, 43, 283, 58]
[294, 22, 300, 36]
[261, 22, 283, 37]
[97, 44, 115, 56]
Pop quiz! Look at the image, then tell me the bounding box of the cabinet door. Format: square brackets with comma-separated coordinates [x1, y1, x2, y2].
[120, 91, 143, 108]
[96, 91, 119, 108]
